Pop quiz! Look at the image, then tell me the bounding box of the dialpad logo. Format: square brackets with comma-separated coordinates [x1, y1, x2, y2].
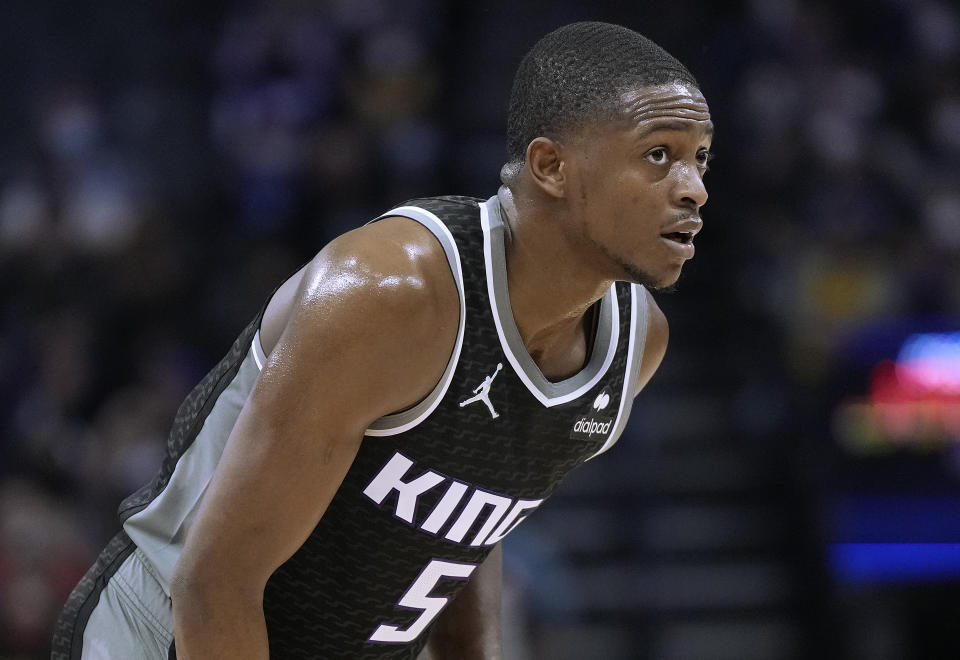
[569, 387, 616, 440]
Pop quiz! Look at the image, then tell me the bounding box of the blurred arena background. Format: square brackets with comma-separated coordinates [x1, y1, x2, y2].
[1, 0, 959, 658]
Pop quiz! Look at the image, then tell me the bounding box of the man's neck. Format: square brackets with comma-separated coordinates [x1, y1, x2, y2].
[496, 186, 614, 367]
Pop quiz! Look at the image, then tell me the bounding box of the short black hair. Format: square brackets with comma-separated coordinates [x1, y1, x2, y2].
[505, 21, 699, 166]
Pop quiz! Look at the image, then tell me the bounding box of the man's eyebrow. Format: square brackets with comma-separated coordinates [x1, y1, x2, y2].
[633, 119, 714, 141]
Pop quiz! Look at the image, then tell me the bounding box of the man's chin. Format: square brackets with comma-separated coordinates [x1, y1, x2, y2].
[621, 262, 682, 292]
[649, 280, 679, 293]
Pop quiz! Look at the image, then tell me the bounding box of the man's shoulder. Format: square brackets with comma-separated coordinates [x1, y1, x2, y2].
[283, 220, 461, 407]
[321, 218, 458, 300]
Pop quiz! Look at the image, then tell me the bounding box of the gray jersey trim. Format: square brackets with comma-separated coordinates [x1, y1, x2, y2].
[122, 343, 264, 589]
[587, 283, 649, 460]
[480, 197, 620, 407]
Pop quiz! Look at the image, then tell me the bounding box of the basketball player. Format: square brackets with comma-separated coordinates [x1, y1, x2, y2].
[52, 21, 711, 659]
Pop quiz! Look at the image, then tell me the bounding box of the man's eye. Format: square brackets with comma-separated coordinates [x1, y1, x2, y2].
[646, 148, 668, 164]
[697, 150, 713, 168]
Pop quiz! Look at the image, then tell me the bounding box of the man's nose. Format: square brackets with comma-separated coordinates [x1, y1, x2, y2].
[674, 162, 708, 209]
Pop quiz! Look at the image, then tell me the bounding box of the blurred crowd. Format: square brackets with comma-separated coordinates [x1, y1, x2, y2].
[724, 0, 960, 384]
[0, 0, 958, 657]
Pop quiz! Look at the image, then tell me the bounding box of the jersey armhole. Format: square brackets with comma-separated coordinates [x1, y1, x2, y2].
[361, 206, 467, 436]
[586, 283, 649, 460]
[629, 284, 651, 391]
[247, 207, 466, 437]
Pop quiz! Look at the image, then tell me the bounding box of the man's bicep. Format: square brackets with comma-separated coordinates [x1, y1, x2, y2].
[172, 386, 363, 594]
[174, 237, 460, 594]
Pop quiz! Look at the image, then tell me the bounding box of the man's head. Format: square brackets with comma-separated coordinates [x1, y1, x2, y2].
[503, 22, 712, 290]
[505, 21, 699, 173]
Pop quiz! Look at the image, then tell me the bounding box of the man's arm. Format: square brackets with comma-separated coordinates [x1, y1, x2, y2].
[169, 218, 460, 659]
[420, 544, 503, 660]
[636, 288, 669, 395]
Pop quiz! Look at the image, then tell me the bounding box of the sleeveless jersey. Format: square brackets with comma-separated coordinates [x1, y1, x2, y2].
[118, 195, 649, 659]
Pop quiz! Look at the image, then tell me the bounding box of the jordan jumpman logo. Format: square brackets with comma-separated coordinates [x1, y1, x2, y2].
[459, 363, 504, 419]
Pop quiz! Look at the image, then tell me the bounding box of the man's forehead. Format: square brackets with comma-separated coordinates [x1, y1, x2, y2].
[618, 83, 711, 128]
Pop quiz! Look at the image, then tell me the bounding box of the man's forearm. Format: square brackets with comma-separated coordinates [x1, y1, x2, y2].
[423, 545, 503, 660]
[424, 626, 503, 660]
[171, 585, 270, 659]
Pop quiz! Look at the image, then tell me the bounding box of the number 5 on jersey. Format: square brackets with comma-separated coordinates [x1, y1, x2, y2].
[369, 559, 477, 643]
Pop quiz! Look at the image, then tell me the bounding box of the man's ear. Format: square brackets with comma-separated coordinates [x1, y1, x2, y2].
[525, 137, 566, 199]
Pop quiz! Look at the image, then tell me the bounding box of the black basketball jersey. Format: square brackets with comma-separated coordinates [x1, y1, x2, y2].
[117, 195, 649, 659]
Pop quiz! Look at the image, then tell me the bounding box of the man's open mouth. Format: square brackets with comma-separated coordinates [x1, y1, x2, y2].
[661, 231, 694, 244]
